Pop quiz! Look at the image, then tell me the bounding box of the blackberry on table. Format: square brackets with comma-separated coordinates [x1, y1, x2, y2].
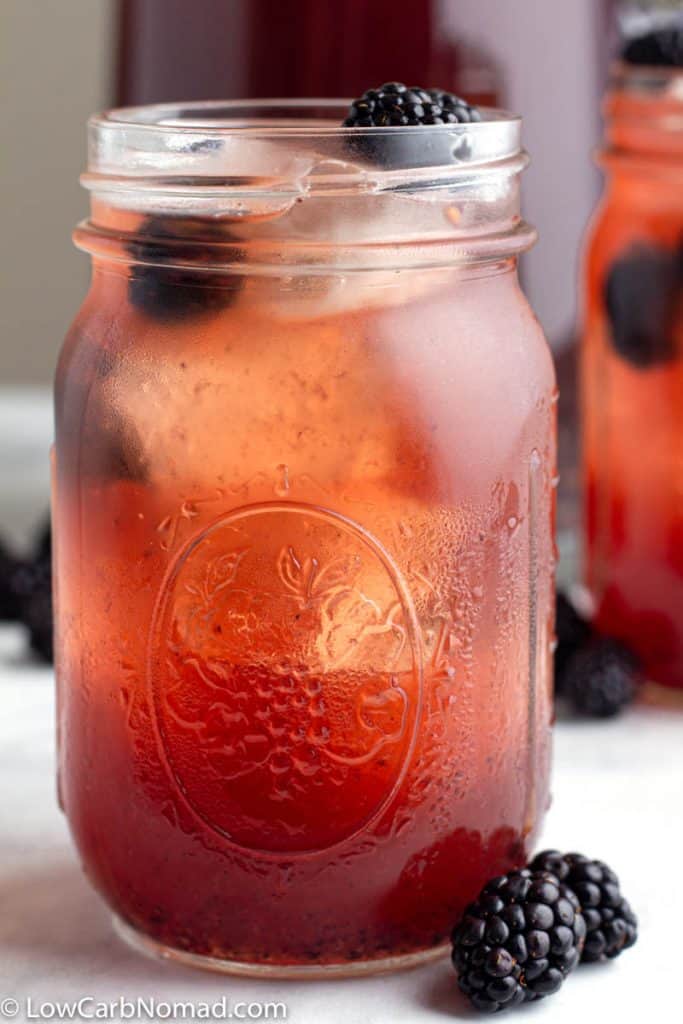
[23, 584, 53, 662]
[0, 523, 54, 661]
[35, 519, 52, 561]
[11, 555, 50, 605]
[562, 638, 638, 717]
[451, 868, 586, 1012]
[622, 28, 683, 67]
[530, 851, 638, 963]
[604, 244, 681, 368]
[0, 540, 20, 621]
[555, 592, 593, 691]
[12, 554, 53, 664]
[128, 216, 244, 324]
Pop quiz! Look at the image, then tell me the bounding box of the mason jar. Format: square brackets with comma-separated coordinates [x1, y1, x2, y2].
[582, 66, 683, 689]
[54, 100, 556, 975]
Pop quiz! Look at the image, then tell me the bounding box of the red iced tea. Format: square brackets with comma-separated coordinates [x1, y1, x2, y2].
[55, 102, 555, 973]
[582, 67, 683, 688]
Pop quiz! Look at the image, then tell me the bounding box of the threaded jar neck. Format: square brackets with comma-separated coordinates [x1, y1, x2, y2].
[601, 64, 683, 179]
[76, 99, 536, 270]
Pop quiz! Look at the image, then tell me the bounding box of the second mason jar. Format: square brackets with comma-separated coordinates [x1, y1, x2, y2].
[582, 65, 683, 689]
[54, 101, 556, 975]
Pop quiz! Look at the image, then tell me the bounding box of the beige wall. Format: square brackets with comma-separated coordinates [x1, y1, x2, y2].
[1, 0, 605, 383]
[1, 1, 113, 385]
[438, 0, 605, 349]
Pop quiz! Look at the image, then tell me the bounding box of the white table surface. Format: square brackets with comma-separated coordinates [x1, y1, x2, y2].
[0, 623, 681, 1024]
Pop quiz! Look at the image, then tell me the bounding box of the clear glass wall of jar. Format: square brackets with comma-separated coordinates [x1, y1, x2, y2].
[54, 101, 556, 975]
[582, 67, 683, 690]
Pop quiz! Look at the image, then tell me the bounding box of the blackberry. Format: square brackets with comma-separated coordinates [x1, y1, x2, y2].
[622, 28, 683, 68]
[0, 539, 20, 621]
[562, 638, 638, 717]
[12, 555, 53, 663]
[530, 851, 638, 963]
[343, 83, 481, 169]
[128, 216, 244, 324]
[34, 519, 51, 561]
[11, 555, 50, 605]
[343, 83, 481, 128]
[451, 869, 586, 1012]
[23, 583, 53, 662]
[555, 592, 593, 691]
[604, 244, 681, 368]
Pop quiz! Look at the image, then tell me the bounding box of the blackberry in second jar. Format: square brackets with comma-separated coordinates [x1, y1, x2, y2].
[604, 243, 681, 368]
[622, 28, 683, 68]
[128, 216, 244, 323]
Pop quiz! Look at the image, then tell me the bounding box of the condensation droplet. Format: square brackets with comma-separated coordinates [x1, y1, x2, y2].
[274, 463, 290, 497]
[156, 516, 175, 550]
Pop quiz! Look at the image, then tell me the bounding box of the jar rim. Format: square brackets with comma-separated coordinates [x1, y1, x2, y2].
[610, 61, 683, 98]
[85, 98, 526, 194]
[81, 99, 533, 263]
[92, 98, 521, 137]
[601, 63, 683, 167]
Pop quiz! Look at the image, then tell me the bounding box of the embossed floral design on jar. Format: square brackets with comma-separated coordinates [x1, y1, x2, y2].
[54, 100, 555, 975]
[151, 503, 421, 853]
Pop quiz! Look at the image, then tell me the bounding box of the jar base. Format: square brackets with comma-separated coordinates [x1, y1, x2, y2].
[113, 915, 450, 979]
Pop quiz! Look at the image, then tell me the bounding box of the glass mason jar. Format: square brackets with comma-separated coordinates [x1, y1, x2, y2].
[54, 101, 556, 975]
[582, 66, 683, 689]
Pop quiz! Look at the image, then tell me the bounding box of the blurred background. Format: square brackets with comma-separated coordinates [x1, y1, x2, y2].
[2, 0, 669, 555]
[1, 0, 619, 389]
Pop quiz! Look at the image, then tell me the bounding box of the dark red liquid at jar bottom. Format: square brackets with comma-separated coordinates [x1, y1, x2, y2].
[55, 260, 555, 972]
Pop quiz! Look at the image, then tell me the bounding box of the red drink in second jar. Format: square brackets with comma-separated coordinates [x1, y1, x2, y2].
[583, 67, 683, 688]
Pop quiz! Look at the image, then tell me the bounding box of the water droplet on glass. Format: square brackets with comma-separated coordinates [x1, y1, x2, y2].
[275, 463, 290, 497]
